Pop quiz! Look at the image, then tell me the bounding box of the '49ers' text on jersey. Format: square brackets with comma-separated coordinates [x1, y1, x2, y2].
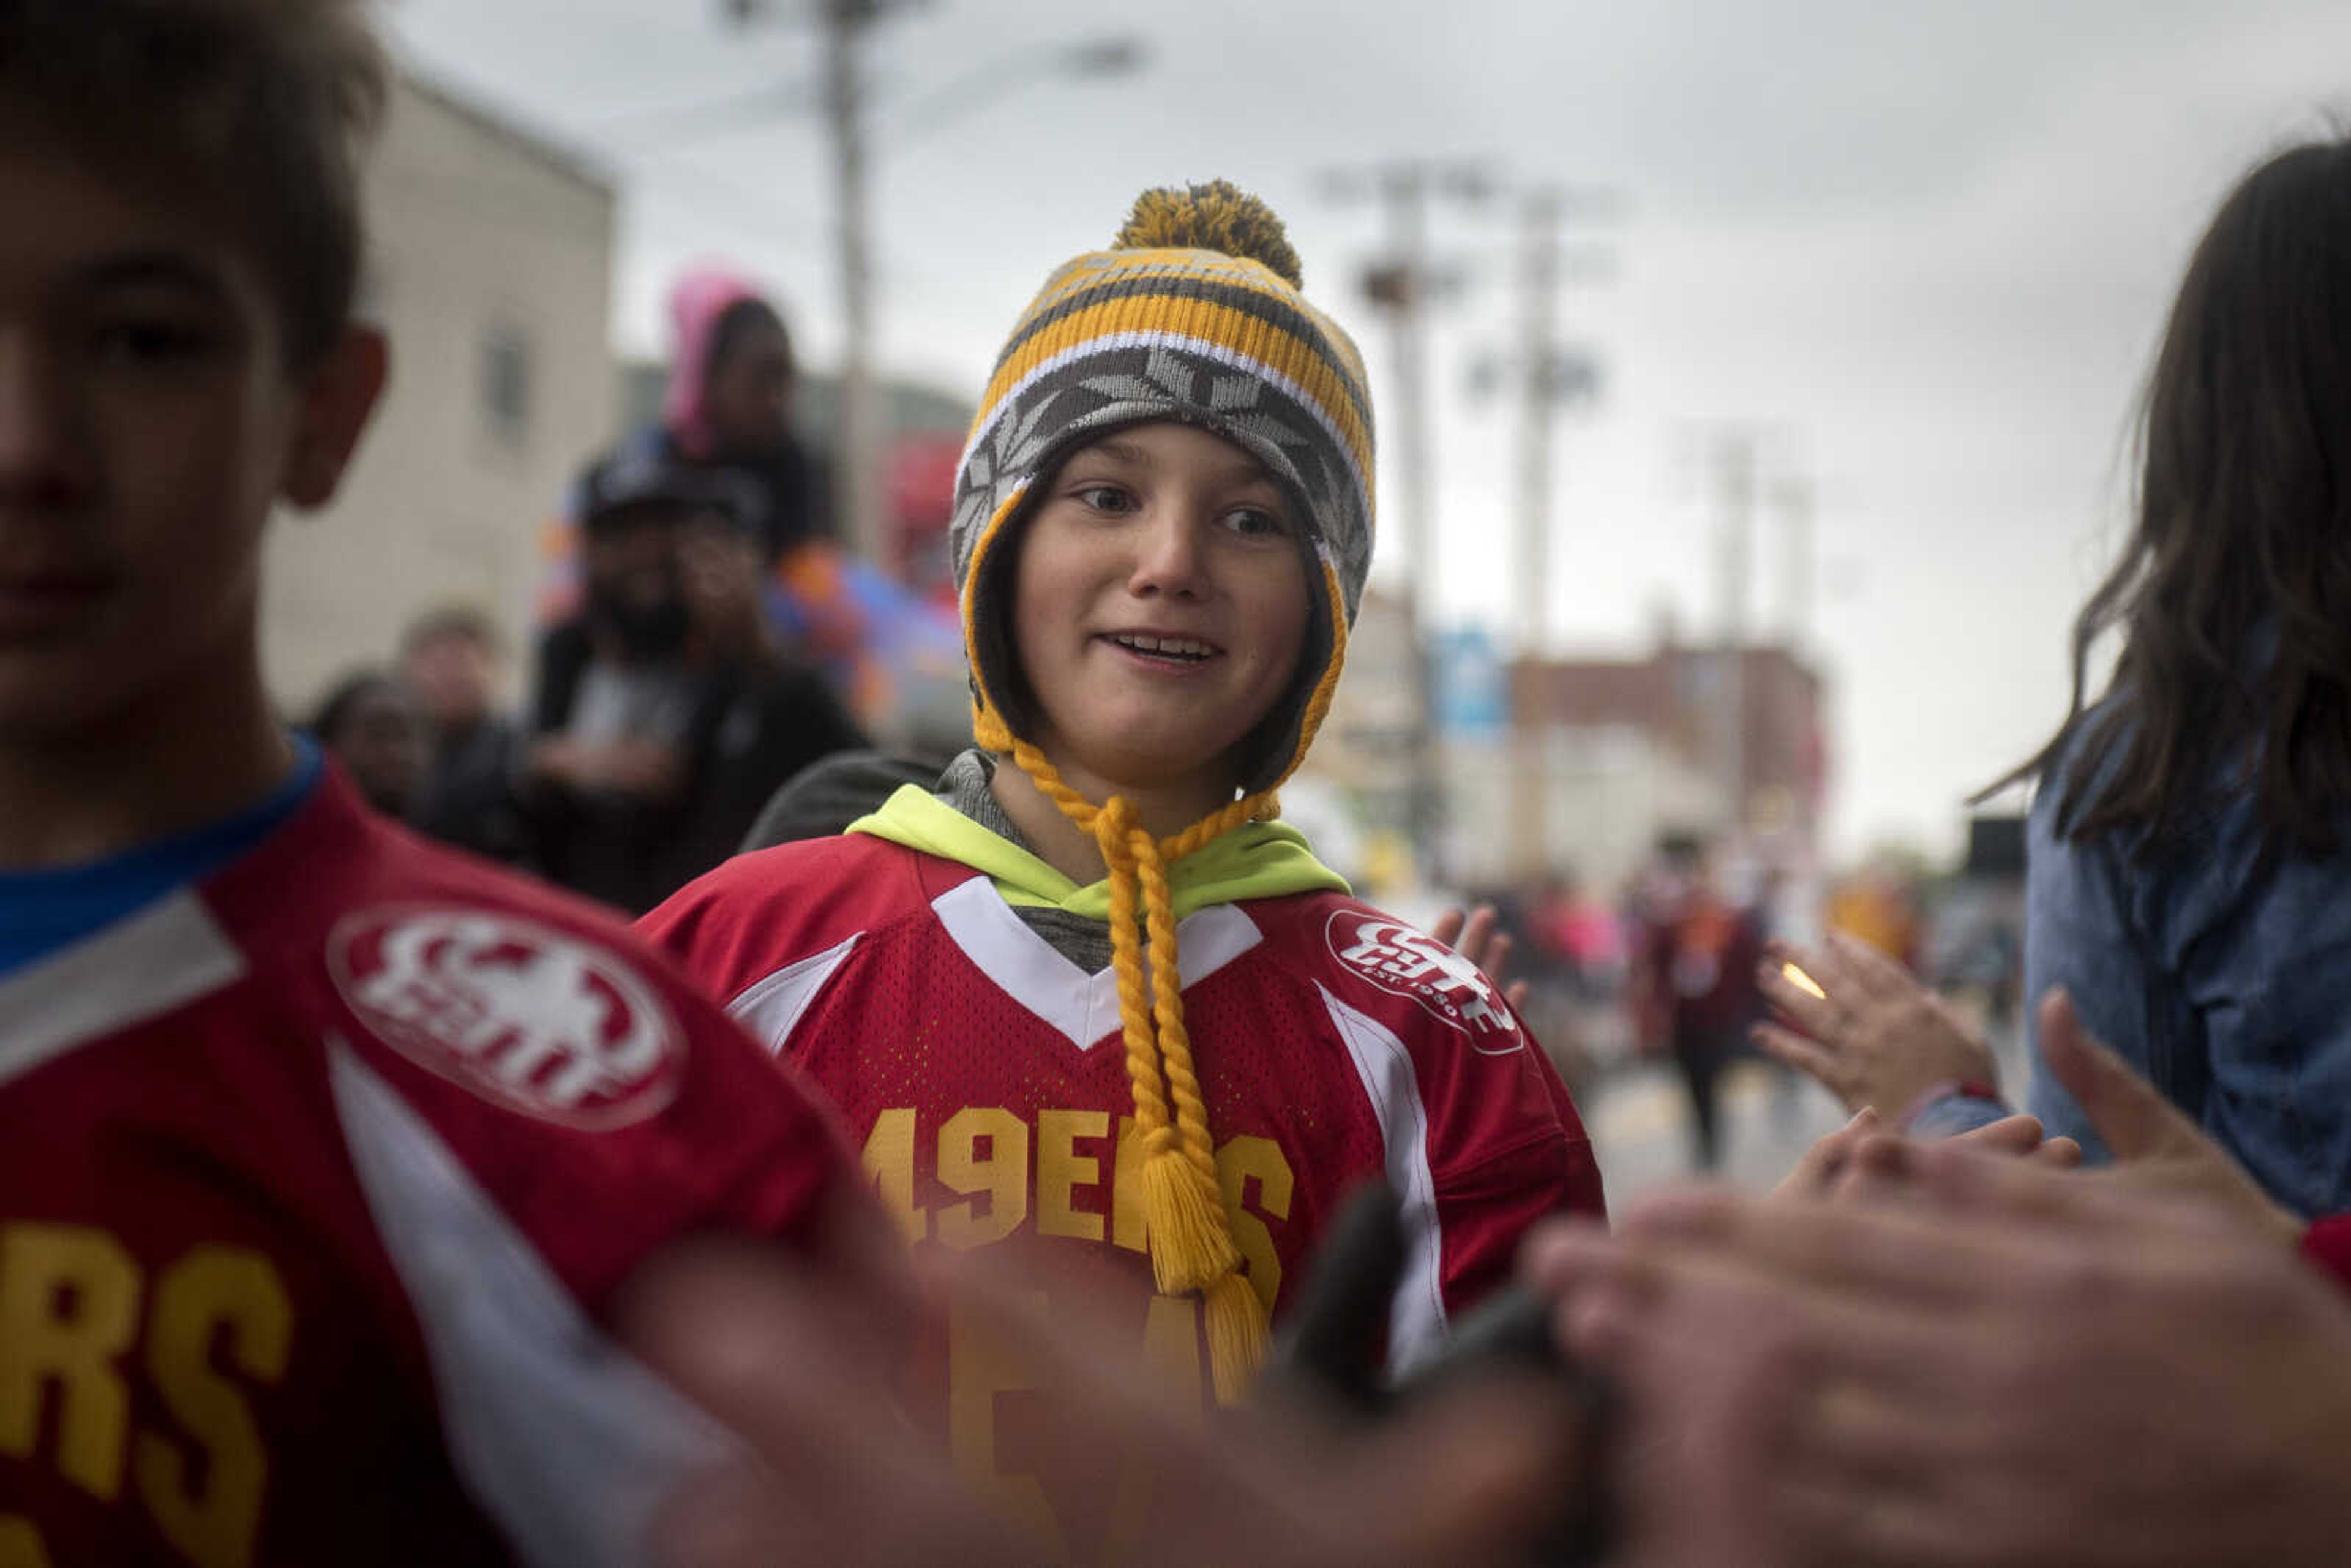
[643, 832, 1605, 1564]
[0, 769, 853, 1568]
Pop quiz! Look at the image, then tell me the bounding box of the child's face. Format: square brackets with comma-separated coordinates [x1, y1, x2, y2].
[327, 681, 429, 818]
[1011, 421, 1310, 797]
[705, 316, 792, 456]
[0, 127, 383, 737]
[401, 631, 496, 729]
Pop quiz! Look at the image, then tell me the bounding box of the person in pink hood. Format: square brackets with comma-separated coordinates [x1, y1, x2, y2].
[542, 269, 867, 679]
[621, 269, 833, 558]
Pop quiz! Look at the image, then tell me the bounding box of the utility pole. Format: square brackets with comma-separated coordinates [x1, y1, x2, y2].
[1376, 167, 1445, 874]
[1504, 190, 1614, 655]
[1774, 471, 1815, 655]
[1514, 187, 1561, 658]
[1501, 186, 1616, 882]
[695, 5, 1146, 572]
[1382, 168, 1440, 642]
[1509, 188, 1562, 877]
[1712, 430, 1758, 838]
[718, 0, 932, 571]
[820, 0, 885, 569]
[1325, 160, 1492, 874]
[1338, 167, 1447, 621]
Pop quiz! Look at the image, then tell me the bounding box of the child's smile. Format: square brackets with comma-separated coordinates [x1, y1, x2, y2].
[1098, 627, 1224, 670]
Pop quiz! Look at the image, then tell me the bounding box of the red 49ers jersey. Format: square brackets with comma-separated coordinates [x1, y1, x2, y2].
[643, 833, 1605, 1562]
[0, 768, 853, 1568]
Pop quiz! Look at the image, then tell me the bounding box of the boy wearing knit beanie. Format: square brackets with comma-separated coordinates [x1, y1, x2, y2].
[642, 181, 1605, 1557]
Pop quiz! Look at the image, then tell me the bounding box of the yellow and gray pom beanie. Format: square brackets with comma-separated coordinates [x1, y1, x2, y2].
[950, 181, 1376, 1403]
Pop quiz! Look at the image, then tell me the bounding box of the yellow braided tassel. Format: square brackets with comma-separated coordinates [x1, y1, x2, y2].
[1136, 831, 1221, 1190]
[1136, 1146, 1239, 1292]
[1204, 1269, 1272, 1405]
[1099, 803, 1174, 1146]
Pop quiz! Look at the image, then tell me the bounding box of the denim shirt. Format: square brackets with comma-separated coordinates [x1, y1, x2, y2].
[2022, 726, 2351, 1218]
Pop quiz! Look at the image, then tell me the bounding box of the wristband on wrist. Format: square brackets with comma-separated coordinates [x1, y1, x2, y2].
[2300, 1215, 2351, 1289]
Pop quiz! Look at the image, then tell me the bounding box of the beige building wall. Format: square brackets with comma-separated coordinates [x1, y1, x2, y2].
[1299, 588, 1423, 819]
[1445, 726, 1727, 896]
[261, 75, 618, 718]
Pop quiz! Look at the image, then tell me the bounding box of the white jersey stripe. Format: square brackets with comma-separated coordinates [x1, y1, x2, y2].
[1316, 984, 1448, 1373]
[0, 890, 245, 1090]
[727, 932, 861, 1055]
[328, 1042, 741, 1568]
[928, 879, 1264, 1051]
[931, 878, 1117, 1048]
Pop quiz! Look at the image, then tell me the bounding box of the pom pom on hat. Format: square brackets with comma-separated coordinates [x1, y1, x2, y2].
[1115, 179, 1303, 289]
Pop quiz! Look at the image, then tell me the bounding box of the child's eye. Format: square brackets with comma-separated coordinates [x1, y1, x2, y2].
[91, 320, 217, 367]
[1070, 483, 1137, 514]
[1221, 505, 1289, 539]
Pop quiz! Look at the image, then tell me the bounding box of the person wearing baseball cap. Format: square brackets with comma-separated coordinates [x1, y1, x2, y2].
[530, 448, 861, 909]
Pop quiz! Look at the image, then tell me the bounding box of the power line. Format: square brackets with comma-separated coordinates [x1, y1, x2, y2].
[592, 79, 827, 147]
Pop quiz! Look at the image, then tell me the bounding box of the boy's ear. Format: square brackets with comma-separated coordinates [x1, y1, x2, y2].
[282, 325, 391, 511]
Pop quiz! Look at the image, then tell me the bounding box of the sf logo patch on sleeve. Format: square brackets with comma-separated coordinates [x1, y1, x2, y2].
[1326, 912, 1524, 1052]
[330, 907, 685, 1128]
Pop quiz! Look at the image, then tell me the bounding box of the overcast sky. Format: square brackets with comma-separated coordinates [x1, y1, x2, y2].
[388, 0, 2351, 863]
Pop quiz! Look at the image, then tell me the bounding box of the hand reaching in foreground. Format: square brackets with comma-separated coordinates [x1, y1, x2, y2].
[1521, 1152, 2351, 1568]
[1773, 1106, 2080, 1202]
[1431, 904, 1531, 1011]
[1753, 930, 1997, 1118]
[2036, 989, 2303, 1247]
[618, 1234, 1584, 1568]
[1774, 990, 2297, 1245]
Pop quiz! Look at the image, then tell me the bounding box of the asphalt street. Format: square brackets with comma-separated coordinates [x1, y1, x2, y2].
[1583, 1057, 1852, 1206]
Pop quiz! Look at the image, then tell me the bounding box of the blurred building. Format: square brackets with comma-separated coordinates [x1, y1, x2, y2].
[261, 72, 619, 717]
[1446, 722, 1725, 897]
[1439, 637, 1826, 895]
[1297, 587, 1425, 846]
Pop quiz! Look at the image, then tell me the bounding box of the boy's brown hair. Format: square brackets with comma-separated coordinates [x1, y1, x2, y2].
[0, 0, 388, 367]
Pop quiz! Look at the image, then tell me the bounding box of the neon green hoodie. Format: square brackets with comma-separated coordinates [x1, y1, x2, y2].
[847, 782, 1348, 921]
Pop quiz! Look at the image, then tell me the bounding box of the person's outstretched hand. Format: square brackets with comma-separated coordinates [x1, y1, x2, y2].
[1753, 930, 1997, 1118]
[1772, 1106, 2080, 1202]
[2038, 988, 2303, 1247]
[1431, 904, 1531, 1011]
